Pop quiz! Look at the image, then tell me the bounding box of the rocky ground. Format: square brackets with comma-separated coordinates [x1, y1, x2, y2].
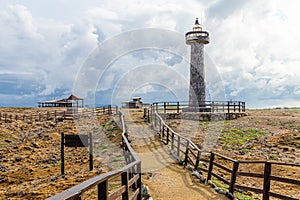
[166, 109, 300, 199]
[0, 108, 123, 199]
[0, 108, 299, 199]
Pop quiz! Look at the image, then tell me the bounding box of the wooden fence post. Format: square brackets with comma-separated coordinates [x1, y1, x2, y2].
[163, 102, 166, 113]
[89, 132, 93, 171]
[166, 128, 169, 145]
[121, 172, 129, 200]
[154, 109, 157, 129]
[137, 163, 142, 200]
[177, 136, 181, 158]
[194, 151, 201, 170]
[227, 102, 230, 113]
[162, 125, 165, 139]
[98, 180, 108, 200]
[263, 162, 271, 200]
[229, 161, 239, 195]
[171, 132, 175, 152]
[177, 101, 180, 113]
[61, 132, 65, 175]
[207, 152, 215, 182]
[184, 140, 190, 166]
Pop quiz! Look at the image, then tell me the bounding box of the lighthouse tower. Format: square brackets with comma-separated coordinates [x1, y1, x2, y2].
[186, 18, 209, 108]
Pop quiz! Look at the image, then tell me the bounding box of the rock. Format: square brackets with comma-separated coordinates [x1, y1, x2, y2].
[0, 165, 7, 172]
[50, 175, 59, 182]
[0, 175, 7, 183]
[282, 147, 289, 152]
[186, 166, 193, 171]
[141, 183, 150, 198]
[191, 171, 201, 179]
[211, 182, 217, 188]
[31, 142, 39, 148]
[214, 186, 220, 192]
[200, 177, 206, 183]
[217, 189, 227, 195]
[15, 156, 22, 162]
[226, 192, 234, 200]
[178, 160, 184, 165]
[23, 146, 32, 150]
[97, 168, 103, 174]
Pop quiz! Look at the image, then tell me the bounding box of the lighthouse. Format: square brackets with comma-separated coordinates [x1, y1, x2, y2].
[186, 18, 209, 108]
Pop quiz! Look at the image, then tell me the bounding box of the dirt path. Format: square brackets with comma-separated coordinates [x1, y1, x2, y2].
[122, 109, 227, 200]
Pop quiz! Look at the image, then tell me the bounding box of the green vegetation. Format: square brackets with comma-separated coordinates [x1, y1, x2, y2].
[109, 183, 120, 191]
[234, 192, 260, 200]
[100, 143, 109, 149]
[211, 179, 228, 191]
[113, 155, 124, 162]
[211, 180, 259, 200]
[270, 154, 278, 159]
[48, 160, 61, 167]
[286, 124, 300, 132]
[99, 121, 114, 130]
[219, 128, 269, 150]
[98, 121, 119, 135]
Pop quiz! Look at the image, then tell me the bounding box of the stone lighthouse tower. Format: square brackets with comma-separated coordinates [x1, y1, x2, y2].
[186, 18, 209, 108]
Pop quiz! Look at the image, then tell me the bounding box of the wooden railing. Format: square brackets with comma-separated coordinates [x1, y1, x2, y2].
[47, 111, 142, 200]
[152, 112, 300, 200]
[0, 105, 118, 123]
[151, 101, 246, 114]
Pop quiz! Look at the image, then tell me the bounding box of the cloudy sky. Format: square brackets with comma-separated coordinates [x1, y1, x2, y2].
[0, 0, 299, 108]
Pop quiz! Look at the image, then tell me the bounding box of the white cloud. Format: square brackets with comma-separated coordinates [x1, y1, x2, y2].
[206, 0, 300, 107]
[0, 0, 299, 108]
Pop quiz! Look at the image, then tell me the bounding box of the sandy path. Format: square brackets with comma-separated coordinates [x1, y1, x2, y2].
[122, 108, 227, 200]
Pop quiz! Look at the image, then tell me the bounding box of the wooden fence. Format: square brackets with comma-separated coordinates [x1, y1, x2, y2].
[153, 112, 300, 200]
[0, 105, 118, 123]
[151, 101, 246, 114]
[47, 111, 142, 200]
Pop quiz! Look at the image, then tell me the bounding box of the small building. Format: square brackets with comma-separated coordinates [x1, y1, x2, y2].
[38, 94, 84, 107]
[122, 97, 143, 108]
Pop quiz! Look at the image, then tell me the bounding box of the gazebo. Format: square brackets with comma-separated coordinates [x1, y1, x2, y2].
[38, 94, 84, 107]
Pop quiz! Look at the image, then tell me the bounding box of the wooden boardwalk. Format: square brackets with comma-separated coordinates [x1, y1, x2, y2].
[122, 108, 227, 200]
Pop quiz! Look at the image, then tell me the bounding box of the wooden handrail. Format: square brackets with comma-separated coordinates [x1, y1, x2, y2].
[152, 111, 300, 200]
[47, 110, 141, 200]
[0, 105, 118, 123]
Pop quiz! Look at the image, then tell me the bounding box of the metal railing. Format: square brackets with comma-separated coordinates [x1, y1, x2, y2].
[152, 111, 300, 200]
[151, 101, 246, 114]
[46, 111, 142, 200]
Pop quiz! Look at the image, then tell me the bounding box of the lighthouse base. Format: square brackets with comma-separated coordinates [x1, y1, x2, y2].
[182, 106, 212, 113]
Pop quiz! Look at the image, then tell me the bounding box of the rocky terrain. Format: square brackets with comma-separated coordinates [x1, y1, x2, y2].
[166, 109, 300, 199]
[0, 108, 123, 199]
[0, 108, 299, 199]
